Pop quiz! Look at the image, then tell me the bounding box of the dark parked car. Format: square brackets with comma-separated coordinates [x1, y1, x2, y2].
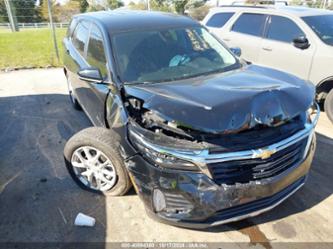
[63, 10, 319, 228]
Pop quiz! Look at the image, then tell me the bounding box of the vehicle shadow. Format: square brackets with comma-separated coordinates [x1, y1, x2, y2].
[0, 93, 107, 245]
[1, 93, 332, 244]
[204, 132, 333, 233]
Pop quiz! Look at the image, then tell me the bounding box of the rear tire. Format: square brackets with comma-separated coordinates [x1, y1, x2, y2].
[64, 127, 132, 196]
[324, 89, 333, 124]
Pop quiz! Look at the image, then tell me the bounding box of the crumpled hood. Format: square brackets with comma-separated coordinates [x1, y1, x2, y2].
[124, 65, 315, 133]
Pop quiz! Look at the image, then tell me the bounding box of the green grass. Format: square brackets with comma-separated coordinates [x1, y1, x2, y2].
[0, 28, 66, 69]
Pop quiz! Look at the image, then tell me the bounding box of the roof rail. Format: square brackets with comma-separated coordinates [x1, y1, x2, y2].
[218, 4, 271, 8]
[228, 0, 288, 6]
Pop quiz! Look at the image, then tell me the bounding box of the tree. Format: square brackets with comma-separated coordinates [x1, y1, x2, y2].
[186, 4, 210, 20]
[19, 0, 43, 22]
[77, 0, 89, 12]
[40, 0, 54, 21]
[172, 0, 207, 15]
[185, 0, 206, 9]
[55, 1, 82, 22]
[40, 0, 84, 22]
[0, 0, 43, 23]
[128, 0, 147, 10]
[150, 0, 172, 11]
[106, 0, 124, 10]
[172, 0, 188, 14]
[0, 0, 7, 23]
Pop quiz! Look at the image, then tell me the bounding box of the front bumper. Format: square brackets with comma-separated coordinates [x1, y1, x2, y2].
[125, 105, 319, 228]
[126, 134, 316, 229]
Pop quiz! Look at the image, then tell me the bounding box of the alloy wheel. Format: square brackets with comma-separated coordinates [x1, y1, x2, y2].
[71, 146, 117, 192]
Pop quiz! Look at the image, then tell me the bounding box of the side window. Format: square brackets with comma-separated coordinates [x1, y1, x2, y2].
[72, 21, 90, 56]
[87, 24, 108, 79]
[206, 12, 235, 28]
[232, 13, 267, 37]
[266, 16, 304, 43]
[67, 18, 77, 37]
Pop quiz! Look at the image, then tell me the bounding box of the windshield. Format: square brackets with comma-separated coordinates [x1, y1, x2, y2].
[302, 14, 333, 46]
[111, 27, 238, 83]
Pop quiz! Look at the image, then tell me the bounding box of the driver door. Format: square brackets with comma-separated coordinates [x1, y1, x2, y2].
[81, 23, 111, 127]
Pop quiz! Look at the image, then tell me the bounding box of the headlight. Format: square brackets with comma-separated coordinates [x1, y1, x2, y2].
[307, 102, 320, 126]
[302, 102, 319, 159]
[128, 125, 200, 171]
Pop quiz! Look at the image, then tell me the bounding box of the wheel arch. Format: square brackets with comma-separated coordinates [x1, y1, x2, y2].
[64, 127, 132, 196]
[63, 67, 68, 76]
[316, 77, 333, 102]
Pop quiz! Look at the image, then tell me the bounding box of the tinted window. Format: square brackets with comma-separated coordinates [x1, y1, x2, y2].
[266, 16, 304, 43]
[206, 12, 234, 28]
[232, 13, 267, 37]
[72, 21, 90, 56]
[87, 24, 108, 79]
[67, 18, 77, 37]
[302, 15, 333, 46]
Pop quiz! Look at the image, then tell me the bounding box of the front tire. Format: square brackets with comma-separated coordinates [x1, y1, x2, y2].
[64, 127, 132, 196]
[324, 89, 333, 124]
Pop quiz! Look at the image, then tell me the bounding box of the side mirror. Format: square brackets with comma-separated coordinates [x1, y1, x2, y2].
[293, 36, 310, 50]
[230, 47, 242, 57]
[78, 67, 103, 83]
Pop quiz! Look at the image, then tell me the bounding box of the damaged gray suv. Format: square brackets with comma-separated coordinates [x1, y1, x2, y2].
[63, 10, 319, 228]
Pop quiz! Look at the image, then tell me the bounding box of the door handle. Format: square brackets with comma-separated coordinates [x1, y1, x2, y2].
[262, 47, 273, 51]
[223, 38, 231, 42]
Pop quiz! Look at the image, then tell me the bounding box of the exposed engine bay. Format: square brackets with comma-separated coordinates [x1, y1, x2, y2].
[122, 65, 315, 152]
[125, 97, 307, 152]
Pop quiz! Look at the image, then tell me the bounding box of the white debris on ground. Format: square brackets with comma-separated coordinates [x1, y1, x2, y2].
[74, 213, 96, 227]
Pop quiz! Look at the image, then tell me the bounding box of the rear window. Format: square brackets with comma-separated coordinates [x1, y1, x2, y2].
[266, 16, 304, 43]
[206, 12, 235, 28]
[302, 14, 333, 46]
[72, 21, 90, 56]
[232, 13, 267, 37]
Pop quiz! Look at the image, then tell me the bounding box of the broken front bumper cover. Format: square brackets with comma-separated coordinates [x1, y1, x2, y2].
[126, 105, 319, 228]
[128, 136, 315, 228]
[146, 175, 307, 229]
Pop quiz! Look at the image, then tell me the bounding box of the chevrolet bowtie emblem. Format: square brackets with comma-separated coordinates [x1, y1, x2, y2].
[256, 148, 276, 160]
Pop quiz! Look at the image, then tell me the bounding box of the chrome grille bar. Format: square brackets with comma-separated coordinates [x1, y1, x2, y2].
[130, 103, 319, 165]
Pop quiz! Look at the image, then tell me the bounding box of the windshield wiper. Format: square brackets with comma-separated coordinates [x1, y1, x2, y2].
[123, 81, 153, 85]
[122, 63, 242, 85]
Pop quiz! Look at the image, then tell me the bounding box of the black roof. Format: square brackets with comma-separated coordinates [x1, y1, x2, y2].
[77, 10, 200, 34]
